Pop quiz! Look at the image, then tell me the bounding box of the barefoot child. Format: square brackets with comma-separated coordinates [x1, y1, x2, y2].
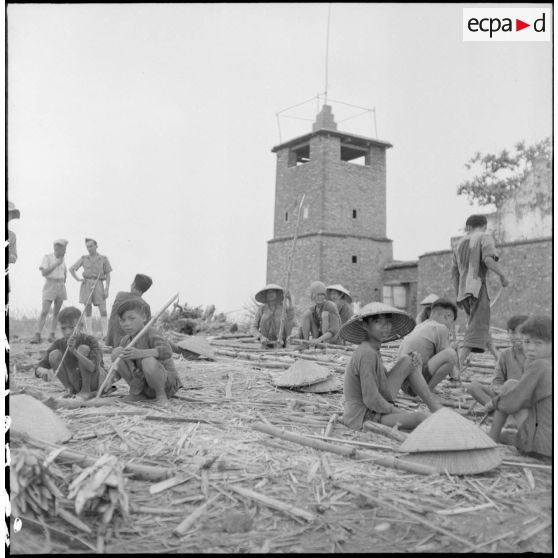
[399, 298, 459, 394]
[341, 302, 443, 431]
[467, 314, 528, 405]
[111, 299, 182, 406]
[35, 306, 107, 399]
[485, 316, 551, 458]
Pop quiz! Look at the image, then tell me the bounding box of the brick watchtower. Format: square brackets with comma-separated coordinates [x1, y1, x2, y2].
[266, 104, 394, 307]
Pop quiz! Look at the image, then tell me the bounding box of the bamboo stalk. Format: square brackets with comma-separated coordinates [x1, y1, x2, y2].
[227, 484, 315, 522]
[362, 421, 408, 442]
[173, 495, 219, 537]
[95, 292, 179, 398]
[276, 194, 305, 348]
[252, 422, 437, 475]
[335, 483, 479, 551]
[23, 435, 174, 481]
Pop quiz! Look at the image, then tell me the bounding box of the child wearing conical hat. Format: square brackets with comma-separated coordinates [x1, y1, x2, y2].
[415, 293, 438, 325]
[251, 284, 297, 348]
[485, 316, 551, 458]
[296, 281, 341, 346]
[341, 303, 443, 431]
[326, 285, 354, 325]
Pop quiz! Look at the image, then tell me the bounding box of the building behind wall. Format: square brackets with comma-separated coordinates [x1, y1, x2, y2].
[382, 156, 552, 328]
[267, 105, 393, 308]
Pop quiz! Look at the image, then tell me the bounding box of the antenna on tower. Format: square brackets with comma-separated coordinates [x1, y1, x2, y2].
[324, 3, 332, 106]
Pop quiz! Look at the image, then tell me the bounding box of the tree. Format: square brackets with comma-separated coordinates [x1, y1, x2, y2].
[457, 137, 551, 208]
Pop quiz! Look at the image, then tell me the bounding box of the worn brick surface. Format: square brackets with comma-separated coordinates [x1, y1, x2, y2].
[417, 238, 551, 329]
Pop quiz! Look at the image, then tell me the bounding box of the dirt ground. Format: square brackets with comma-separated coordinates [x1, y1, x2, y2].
[8, 334, 553, 554]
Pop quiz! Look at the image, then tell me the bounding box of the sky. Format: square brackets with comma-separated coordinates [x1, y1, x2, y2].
[6, 3, 552, 319]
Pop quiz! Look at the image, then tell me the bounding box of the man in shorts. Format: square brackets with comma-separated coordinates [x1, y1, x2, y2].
[31, 239, 69, 344]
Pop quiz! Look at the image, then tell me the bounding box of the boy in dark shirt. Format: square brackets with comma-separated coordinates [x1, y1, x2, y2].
[111, 299, 182, 407]
[341, 302, 443, 431]
[35, 306, 106, 399]
[467, 314, 528, 405]
[485, 316, 551, 458]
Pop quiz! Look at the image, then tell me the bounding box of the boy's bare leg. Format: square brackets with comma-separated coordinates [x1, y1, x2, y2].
[111, 348, 150, 402]
[427, 348, 458, 392]
[488, 380, 528, 443]
[75, 345, 98, 401]
[141, 357, 169, 406]
[301, 311, 312, 340]
[34, 300, 53, 339]
[387, 356, 443, 413]
[379, 410, 429, 430]
[466, 381, 495, 405]
[50, 298, 64, 339]
[48, 349, 78, 396]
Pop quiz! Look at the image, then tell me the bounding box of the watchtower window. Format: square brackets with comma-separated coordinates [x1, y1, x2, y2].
[352, 255, 357, 264]
[341, 142, 370, 166]
[352, 209, 357, 219]
[285, 211, 289, 222]
[288, 143, 310, 167]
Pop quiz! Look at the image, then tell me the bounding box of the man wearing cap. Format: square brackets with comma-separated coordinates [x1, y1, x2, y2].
[251, 284, 296, 348]
[31, 239, 69, 344]
[297, 281, 341, 345]
[70, 238, 112, 339]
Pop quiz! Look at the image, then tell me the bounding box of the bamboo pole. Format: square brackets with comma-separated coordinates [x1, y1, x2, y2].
[95, 292, 179, 398]
[53, 271, 102, 378]
[276, 194, 306, 348]
[252, 422, 437, 475]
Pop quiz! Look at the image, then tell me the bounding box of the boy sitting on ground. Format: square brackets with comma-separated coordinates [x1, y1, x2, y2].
[485, 316, 551, 459]
[296, 281, 341, 345]
[398, 298, 458, 395]
[111, 299, 182, 407]
[35, 306, 108, 400]
[467, 314, 528, 406]
[341, 302, 443, 431]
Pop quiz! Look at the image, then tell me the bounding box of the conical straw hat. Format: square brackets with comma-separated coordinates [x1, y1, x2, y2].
[399, 447, 503, 475]
[299, 374, 341, 393]
[339, 302, 415, 344]
[10, 394, 71, 444]
[176, 336, 216, 360]
[271, 359, 331, 388]
[326, 284, 353, 304]
[399, 407, 497, 453]
[255, 284, 284, 304]
[420, 294, 439, 306]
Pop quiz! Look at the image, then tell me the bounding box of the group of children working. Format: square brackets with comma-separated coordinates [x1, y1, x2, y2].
[32, 213, 551, 457]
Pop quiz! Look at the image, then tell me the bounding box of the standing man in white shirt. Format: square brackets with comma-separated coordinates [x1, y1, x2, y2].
[31, 239, 69, 344]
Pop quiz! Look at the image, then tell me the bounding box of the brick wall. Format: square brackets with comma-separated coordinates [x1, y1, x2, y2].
[267, 233, 393, 310]
[417, 237, 551, 329]
[383, 262, 418, 316]
[273, 134, 389, 240]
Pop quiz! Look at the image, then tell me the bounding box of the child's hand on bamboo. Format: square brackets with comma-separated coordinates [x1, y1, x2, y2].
[120, 347, 148, 360]
[67, 336, 77, 352]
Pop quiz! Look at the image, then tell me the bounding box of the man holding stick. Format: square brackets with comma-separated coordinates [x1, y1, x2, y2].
[70, 237, 112, 339]
[31, 239, 69, 344]
[451, 214, 509, 367]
